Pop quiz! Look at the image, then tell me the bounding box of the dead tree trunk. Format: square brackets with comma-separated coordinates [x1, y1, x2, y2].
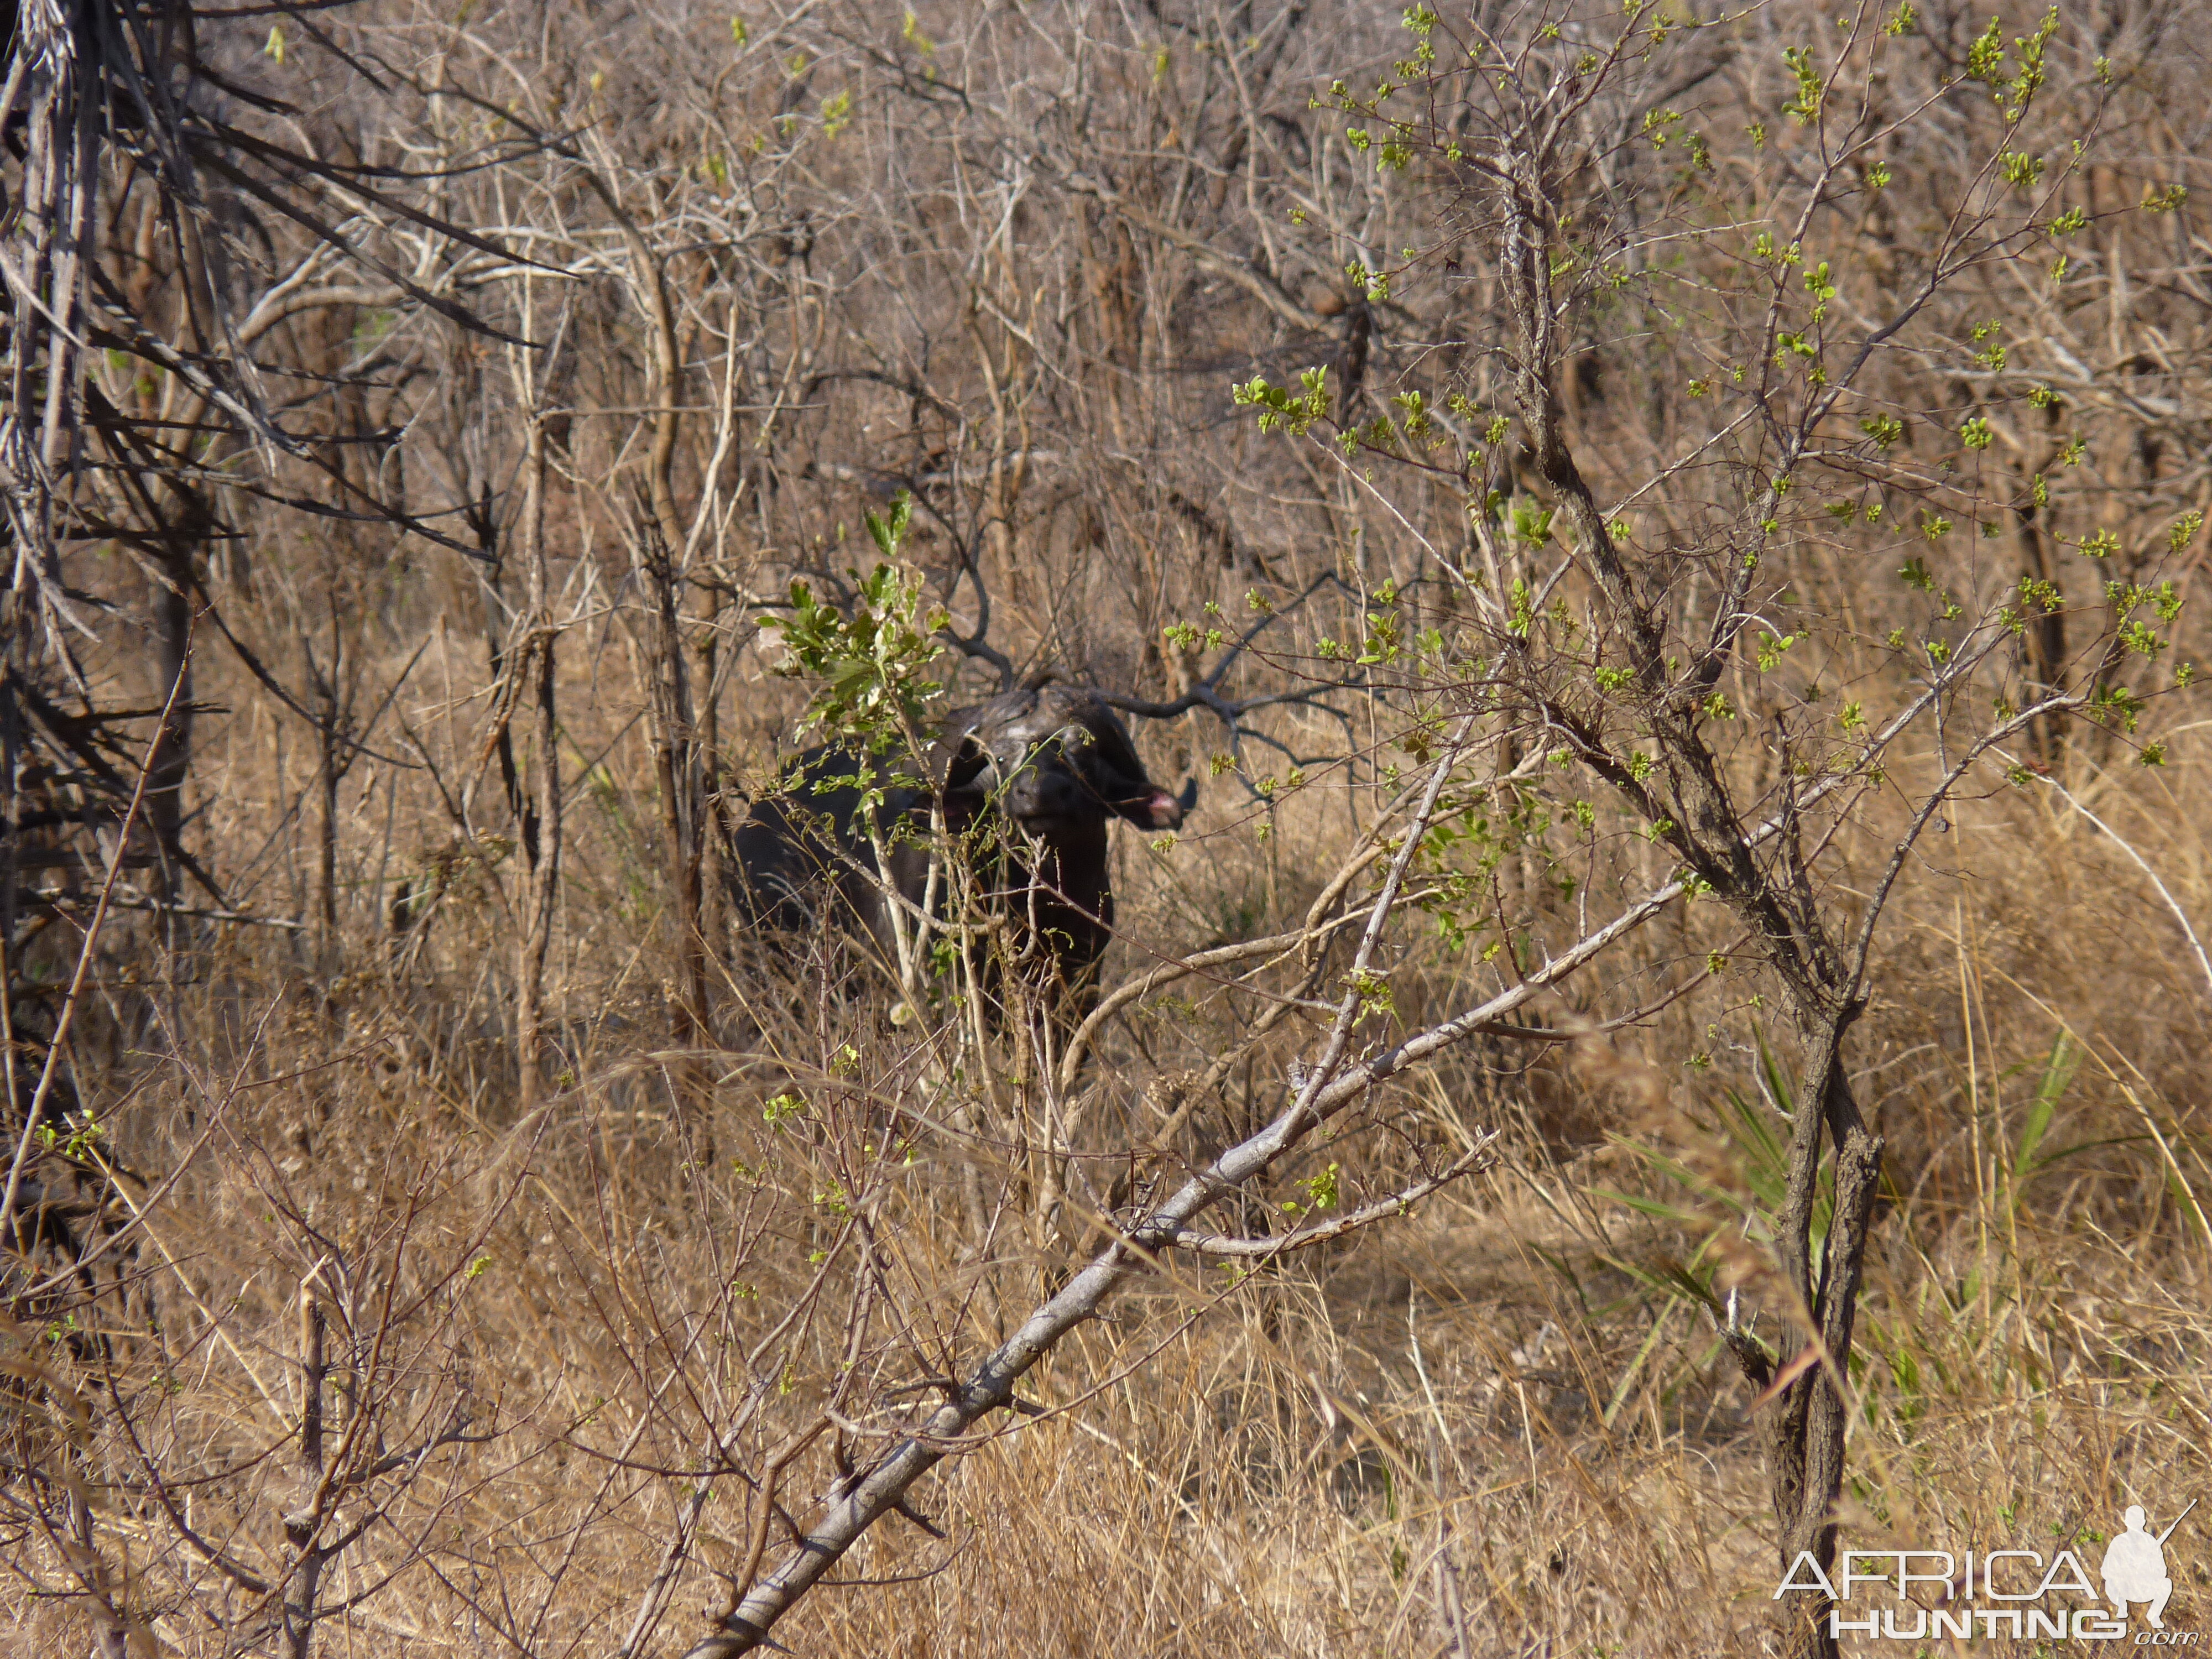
[515, 394, 562, 1110]
[147, 554, 195, 902]
[589, 168, 711, 1065]
[281, 1279, 327, 1659]
[634, 520, 710, 1056]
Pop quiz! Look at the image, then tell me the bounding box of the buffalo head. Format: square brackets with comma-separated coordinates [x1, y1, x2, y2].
[943, 684, 1190, 834]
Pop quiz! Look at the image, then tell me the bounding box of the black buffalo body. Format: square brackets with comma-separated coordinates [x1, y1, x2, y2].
[732, 684, 1192, 1001]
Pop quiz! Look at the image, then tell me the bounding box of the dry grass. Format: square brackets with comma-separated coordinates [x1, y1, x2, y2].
[11, 670, 2212, 1657]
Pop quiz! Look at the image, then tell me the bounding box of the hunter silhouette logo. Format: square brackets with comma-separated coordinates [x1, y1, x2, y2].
[2105, 1503, 2190, 1630]
[1775, 1500, 2198, 1643]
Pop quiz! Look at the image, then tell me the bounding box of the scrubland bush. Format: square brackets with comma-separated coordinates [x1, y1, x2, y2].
[4, 1, 2211, 1655]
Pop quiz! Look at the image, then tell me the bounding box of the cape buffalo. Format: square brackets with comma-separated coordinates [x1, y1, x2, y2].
[732, 683, 1193, 1006]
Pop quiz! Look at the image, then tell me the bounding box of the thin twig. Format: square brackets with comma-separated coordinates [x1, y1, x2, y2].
[2016, 760, 2212, 1001]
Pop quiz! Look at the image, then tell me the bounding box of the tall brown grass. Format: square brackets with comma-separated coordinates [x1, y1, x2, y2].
[12, 667, 2212, 1654]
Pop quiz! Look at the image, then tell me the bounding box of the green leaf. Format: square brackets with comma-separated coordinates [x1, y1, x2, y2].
[864, 490, 912, 559]
[2012, 1032, 2078, 1182]
[1587, 1185, 1709, 1227]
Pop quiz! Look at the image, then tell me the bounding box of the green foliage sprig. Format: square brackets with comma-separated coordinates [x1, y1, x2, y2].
[762, 494, 948, 752]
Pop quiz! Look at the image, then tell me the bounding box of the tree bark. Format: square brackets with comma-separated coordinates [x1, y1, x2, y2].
[283, 1279, 327, 1659]
[515, 390, 561, 1110]
[635, 522, 709, 1057]
[147, 556, 196, 902]
[2011, 454, 2068, 766]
